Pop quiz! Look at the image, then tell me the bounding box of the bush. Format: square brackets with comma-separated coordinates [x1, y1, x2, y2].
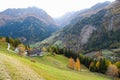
[106, 64, 119, 77]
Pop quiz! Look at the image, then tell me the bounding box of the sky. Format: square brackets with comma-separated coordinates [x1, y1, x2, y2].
[1, 0, 115, 18]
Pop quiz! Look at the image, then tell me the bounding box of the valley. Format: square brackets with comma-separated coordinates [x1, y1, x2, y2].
[0, 0, 120, 80]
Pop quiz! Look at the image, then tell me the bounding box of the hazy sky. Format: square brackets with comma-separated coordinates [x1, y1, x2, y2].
[1, 0, 115, 18]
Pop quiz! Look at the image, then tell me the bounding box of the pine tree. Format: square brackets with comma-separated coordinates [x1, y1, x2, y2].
[13, 39, 21, 48]
[9, 37, 14, 44]
[99, 59, 107, 73]
[89, 61, 97, 72]
[6, 37, 10, 43]
[79, 54, 84, 63]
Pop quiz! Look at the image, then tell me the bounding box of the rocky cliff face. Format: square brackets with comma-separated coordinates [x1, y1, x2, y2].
[104, 1, 120, 31]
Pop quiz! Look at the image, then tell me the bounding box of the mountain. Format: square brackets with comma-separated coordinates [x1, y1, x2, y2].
[35, 1, 120, 53]
[54, 1, 111, 27]
[0, 7, 59, 43]
[54, 12, 75, 27]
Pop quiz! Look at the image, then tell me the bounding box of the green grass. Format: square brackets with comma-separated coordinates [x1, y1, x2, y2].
[102, 50, 114, 56]
[0, 41, 112, 80]
[53, 40, 64, 48]
[111, 48, 120, 52]
[27, 54, 69, 70]
[30, 32, 60, 48]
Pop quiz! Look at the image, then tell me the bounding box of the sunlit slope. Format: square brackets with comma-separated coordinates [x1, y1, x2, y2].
[0, 42, 111, 80]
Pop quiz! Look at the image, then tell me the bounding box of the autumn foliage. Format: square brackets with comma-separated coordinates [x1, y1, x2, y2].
[68, 58, 75, 69]
[18, 44, 26, 56]
[106, 64, 119, 77]
[74, 58, 81, 71]
[42, 47, 47, 52]
[0, 37, 6, 42]
[68, 57, 81, 71]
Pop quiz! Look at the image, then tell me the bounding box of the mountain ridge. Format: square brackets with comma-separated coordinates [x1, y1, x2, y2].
[54, 1, 111, 27]
[35, 0, 120, 53]
[0, 7, 59, 44]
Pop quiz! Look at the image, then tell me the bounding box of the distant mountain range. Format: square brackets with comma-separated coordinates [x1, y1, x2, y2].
[36, 0, 120, 53]
[0, 7, 59, 43]
[1, 0, 120, 53]
[54, 1, 111, 27]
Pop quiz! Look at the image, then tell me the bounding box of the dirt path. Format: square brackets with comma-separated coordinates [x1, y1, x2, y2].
[7, 43, 15, 53]
[0, 53, 44, 80]
[0, 58, 11, 80]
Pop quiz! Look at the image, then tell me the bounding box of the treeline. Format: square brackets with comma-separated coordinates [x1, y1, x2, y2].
[90, 59, 120, 78]
[47, 45, 120, 78]
[0, 36, 31, 56]
[6, 37, 21, 48]
[47, 46, 92, 68]
[0, 36, 21, 48]
[0, 36, 30, 49]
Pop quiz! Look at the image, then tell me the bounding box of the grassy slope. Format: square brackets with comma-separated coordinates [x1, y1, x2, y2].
[0, 42, 112, 80]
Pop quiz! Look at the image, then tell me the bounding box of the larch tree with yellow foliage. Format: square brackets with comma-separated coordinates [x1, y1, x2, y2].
[96, 61, 100, 70]
[74, 58, 81, 71]
[18, 44, 26, 56]
[42, 47, 47, 52]
[68, 57, 75, 69]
